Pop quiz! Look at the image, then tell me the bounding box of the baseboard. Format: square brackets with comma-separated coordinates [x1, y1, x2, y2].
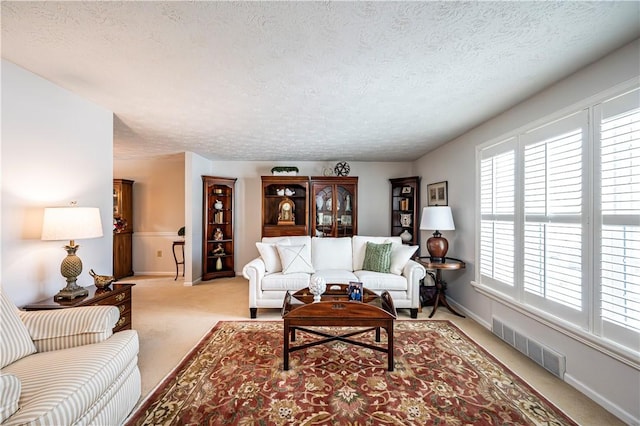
[564, 373, 638, 425]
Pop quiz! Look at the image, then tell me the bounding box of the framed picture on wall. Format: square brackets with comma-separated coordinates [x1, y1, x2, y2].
[427, 181, 448, 206]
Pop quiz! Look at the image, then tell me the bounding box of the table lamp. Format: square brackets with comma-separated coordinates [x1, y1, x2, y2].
[419, 206, 455, 262]
[41, 206, 103, 300]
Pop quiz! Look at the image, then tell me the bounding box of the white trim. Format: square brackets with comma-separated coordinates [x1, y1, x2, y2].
[471, 280, 640, 370]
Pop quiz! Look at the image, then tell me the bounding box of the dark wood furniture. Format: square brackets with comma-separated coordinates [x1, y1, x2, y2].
[389, 176, 421, 246]
[310, 176, 358, 238]
[23, 283, 135, 332]
[415, 257, 466, 318]
[282, 284, 396, 371]
[113, 179, 134, 279]
[202, 176, 237, 280]
[261, 176, 310, 237]
[172, 240, 185, 280]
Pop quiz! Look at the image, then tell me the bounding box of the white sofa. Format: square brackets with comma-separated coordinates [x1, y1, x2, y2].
[1, 292, 140, 426]
[242, 235, 426, 318]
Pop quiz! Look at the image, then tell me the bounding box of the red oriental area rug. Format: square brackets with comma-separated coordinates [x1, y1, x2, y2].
[126, 320, 576, 425]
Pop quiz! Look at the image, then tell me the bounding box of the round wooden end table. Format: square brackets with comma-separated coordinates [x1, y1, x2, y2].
[416, 257, 466, 318]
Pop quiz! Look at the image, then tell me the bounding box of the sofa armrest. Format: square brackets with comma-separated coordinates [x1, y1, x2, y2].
[0, 373, 20, 423]
[402, 259, 427, 308]
[18, 306, 119, 352]
[242, 257, 266, 308]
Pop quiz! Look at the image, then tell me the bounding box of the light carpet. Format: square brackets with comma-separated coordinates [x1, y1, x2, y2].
[126, 320, 577, 425]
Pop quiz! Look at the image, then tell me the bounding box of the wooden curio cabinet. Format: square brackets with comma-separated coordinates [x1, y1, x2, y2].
[389, 176, 421, 246]
[310, 176, 358, 238]
[113, 179, 134, 279]
[202, 176, 237, 280]
[261, 176, 309, 237]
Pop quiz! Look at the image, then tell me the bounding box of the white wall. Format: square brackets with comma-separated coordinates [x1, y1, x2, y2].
[1, 60, 113, 306]
[114, 154, 185, 276]
[414, 39, 640, 424]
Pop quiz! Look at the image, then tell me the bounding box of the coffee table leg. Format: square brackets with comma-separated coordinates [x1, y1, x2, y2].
[387, 322, 394, 371]
[283, 322, 290, 370]
[375, 327, 381, 342]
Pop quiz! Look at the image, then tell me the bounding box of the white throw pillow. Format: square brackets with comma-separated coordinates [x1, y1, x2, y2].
[256, 239, 290, 273]
[1, 293, 36, 369]
[277, 244, 315, 274]
[390, 244, 419, 275]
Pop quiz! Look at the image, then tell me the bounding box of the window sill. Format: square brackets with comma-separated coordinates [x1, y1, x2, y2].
[471, 280, 640, 370]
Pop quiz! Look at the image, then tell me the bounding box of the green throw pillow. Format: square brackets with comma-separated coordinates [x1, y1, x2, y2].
[362, 242, 392, 273]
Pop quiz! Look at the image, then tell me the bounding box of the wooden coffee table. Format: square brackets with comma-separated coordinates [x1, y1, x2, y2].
[281, 284, 397, 371]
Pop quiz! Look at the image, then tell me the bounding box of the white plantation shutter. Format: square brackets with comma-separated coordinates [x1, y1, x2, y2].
[598, 89, 640, 343]
[477, 87, 640, 352]
[480, 143, 515, 289]
[522, 115, 585, 315]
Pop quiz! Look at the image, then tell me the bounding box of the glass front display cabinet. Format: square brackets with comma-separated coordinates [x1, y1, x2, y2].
[310, 176, 358, 238]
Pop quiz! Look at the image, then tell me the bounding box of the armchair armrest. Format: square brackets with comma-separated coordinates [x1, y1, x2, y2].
[18, 306, 120, 352]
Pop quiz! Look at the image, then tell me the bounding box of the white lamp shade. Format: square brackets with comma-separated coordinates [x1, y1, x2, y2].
[41, 207, 103, 241]
[419, 206, 455, 231]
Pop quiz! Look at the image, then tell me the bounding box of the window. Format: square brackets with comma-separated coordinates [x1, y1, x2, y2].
[477, 87, 639, 352]
[597, 90, 640, 346]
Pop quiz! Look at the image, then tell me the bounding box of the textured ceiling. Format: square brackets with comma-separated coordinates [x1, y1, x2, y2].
[2, 2, 639, 162]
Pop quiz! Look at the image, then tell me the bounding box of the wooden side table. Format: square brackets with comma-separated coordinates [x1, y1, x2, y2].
[22, 283, 135, 332]
[172, 240, 185, 280]
[416, 257, 465, 318]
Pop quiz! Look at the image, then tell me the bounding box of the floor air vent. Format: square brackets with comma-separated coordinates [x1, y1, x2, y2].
[492, 317, 566, 379]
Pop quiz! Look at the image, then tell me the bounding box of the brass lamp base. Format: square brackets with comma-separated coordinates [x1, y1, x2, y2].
[54, 243, 89, 300]
[54, 283, 88, 300]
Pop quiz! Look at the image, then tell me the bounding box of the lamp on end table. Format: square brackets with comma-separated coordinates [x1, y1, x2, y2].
[419, 206, 455, 262]
[41, 204, 103, 300]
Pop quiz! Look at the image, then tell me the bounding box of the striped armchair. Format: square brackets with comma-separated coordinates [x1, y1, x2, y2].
[1, 292, 141, 425]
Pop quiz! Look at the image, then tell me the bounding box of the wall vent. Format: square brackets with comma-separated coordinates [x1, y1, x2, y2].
[492, 317, 566, 379]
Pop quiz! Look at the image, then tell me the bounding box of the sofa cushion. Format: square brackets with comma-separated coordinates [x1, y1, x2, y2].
[311, 237, 353, 271]
[312, 270, 358, 285]
[0, 374, 20, 423]
[390, 244, 419, 275]
[261, 272, 310, 291]
[362, 242, 392, 273]
[1, 292, 36, 369]
[352, 236, 402, 271]
[355, 270, 408, 291]
[256, 239, 290, 273]
[277, 244, 315, 274]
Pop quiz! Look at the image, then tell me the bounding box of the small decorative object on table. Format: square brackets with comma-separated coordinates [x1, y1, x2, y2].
[334, 161, 350, 176]
[348, 281, 363, 301]
[89, 269, 115, 290]
[308, 276, 327, 302]
[400, 229, 412, 243]
[177, 226, 185, 237]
